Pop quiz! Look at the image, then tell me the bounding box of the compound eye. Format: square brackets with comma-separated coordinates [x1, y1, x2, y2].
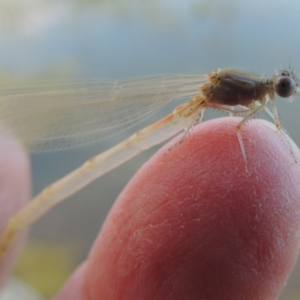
[275, 77, 296, 98]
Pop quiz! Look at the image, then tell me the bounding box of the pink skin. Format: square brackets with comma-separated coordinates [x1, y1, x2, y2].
[1, 118, 300, 299]
[0, 128, 31, 287]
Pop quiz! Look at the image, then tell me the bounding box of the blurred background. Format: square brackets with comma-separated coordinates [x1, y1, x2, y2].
[0, 0, 300, 298]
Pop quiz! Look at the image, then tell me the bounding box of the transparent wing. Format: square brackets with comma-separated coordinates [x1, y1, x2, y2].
[0, 74, 207, 152]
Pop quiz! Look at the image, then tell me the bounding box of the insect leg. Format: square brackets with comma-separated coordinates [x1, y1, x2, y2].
[236, 102, 266, 175]
[270, 99, 298, 162]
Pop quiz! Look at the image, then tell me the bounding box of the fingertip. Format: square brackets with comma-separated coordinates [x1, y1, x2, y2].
[83, 117, 300, 299]
[0, 128, 31, 286]
[53, 263, 87, 300]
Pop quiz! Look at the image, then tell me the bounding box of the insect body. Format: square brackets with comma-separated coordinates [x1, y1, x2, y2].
[194, 68, 299, 172]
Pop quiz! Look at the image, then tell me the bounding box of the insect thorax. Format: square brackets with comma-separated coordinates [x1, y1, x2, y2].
[201, 68, 274, 107]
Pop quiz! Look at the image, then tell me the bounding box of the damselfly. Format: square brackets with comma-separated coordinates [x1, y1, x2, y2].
[0, 68, 298, 264]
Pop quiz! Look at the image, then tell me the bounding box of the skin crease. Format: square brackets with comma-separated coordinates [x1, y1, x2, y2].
[1, 118, 300, 299]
